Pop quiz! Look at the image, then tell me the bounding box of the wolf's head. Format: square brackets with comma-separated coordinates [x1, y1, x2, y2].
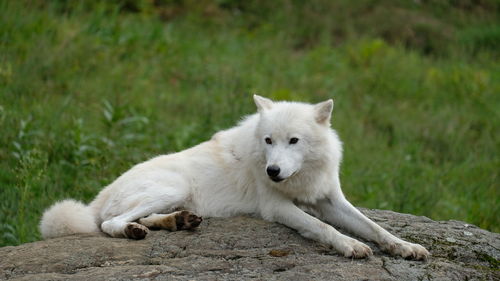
[253, 95, 334, 183]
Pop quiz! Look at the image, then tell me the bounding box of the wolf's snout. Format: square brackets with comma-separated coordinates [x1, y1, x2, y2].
[266, 165, 280, 177]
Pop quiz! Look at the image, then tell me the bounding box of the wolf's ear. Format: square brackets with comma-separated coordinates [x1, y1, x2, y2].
[253, 95, 273, 111]
[314, 99, 334, 125]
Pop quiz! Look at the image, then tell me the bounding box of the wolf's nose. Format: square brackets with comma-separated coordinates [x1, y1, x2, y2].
[266, 165, 280, 177]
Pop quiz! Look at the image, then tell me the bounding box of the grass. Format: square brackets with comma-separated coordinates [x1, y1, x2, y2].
[0, 0, 499, 246]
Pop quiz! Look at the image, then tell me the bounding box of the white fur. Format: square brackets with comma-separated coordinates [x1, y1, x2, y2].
[40, 95, 429, 259]
[39, 199, 99, 239]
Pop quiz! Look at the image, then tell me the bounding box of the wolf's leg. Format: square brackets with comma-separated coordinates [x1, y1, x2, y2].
[101, 211, 150, 239]
[100, 204, 157, 239]
[318, 195, 429, 260]
[260, 195, 373, 258]
[100, 186, 190, 239]
[138, 211, 202, 231]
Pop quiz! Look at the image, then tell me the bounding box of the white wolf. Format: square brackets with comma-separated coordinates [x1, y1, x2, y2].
[40, 95, 429, 259]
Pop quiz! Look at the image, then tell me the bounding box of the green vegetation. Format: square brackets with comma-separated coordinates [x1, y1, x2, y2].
[1, 0, 498, 246]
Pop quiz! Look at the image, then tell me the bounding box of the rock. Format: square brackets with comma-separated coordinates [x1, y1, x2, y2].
[0, 209, 498, 280]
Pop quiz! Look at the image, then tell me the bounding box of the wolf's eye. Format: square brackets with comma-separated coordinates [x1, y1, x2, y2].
[289, 137, 299, 144]
[265, 137, 272, 145]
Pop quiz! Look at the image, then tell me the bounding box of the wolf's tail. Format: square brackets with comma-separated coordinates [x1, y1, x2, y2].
[39, 199, 99, 239]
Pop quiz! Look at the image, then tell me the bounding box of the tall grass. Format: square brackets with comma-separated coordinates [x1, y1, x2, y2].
[0, 0, 498, 246]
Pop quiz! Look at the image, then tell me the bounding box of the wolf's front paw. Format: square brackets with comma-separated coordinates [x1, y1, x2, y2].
[382, 239, 429, 260]
[337, 237, 373, 259]
[124, 223, 149, 239]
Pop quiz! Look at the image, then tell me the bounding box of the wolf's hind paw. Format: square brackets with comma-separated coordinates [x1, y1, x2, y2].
[175, 211, 203, 230]
[125, 223, 149, 239]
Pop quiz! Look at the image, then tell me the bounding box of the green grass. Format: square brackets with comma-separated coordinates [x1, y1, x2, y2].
[1, 0, 499, 246]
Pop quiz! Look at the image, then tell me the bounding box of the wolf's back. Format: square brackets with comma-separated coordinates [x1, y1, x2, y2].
[39, 199, 99, 239]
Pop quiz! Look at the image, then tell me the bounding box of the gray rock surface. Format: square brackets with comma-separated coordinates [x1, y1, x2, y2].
[1, 209, 498, 281]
